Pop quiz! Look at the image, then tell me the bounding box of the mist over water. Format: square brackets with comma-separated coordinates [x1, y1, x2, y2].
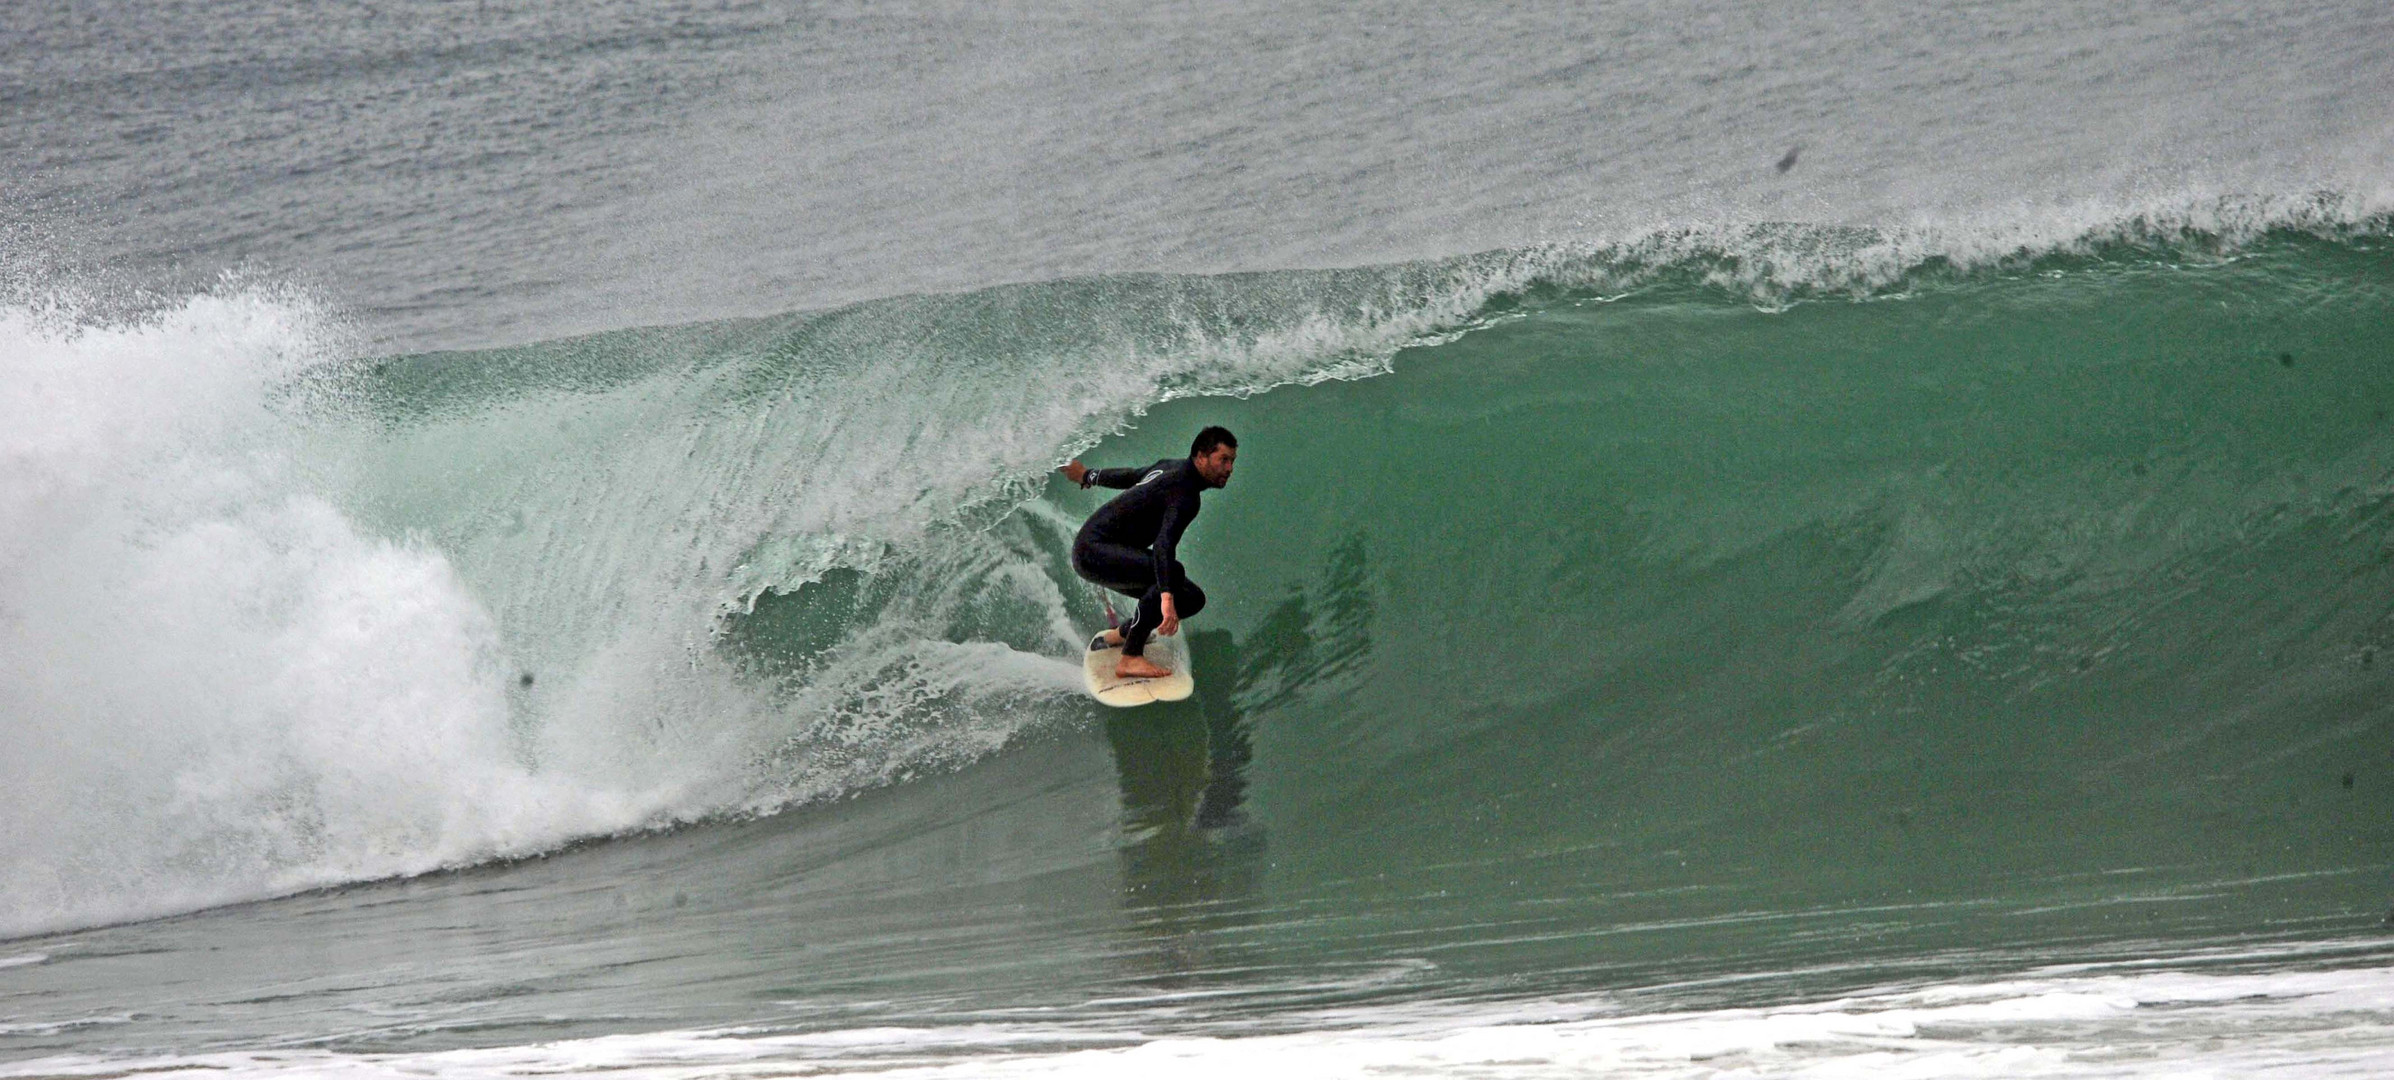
[6, 0, 2394, 1075]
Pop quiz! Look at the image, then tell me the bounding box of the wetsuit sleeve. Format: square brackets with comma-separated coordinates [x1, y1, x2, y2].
[1082, 466, 1146, 490]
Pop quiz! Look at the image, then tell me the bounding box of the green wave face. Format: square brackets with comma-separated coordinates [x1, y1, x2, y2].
[726, 230, 2394, 981]
[65, 224, 2382, 975]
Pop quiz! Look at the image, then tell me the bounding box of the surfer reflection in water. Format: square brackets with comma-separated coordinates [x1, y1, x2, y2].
[1060, 426, 1237, 679]
[1105, 627, 1267, 978]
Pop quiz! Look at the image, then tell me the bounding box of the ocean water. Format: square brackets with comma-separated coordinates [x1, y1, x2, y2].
[7, 1, 2394, 1075]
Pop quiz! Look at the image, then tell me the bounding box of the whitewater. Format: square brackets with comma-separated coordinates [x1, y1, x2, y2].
[6, 1, 2394, 1076]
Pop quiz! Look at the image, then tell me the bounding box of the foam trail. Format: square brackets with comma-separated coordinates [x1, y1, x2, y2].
[6, 961, 2393, 1077]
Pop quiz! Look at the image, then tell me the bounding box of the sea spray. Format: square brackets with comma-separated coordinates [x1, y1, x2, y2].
[0, 288, 636, 938]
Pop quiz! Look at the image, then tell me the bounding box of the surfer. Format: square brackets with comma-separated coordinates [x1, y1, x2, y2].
[1060, 426, 1238, 679]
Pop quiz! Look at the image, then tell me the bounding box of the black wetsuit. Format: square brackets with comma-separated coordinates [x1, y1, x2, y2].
[1072, 457, 1212, 657]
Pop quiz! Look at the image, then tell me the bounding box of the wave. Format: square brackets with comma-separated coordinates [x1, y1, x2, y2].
[4, 193, 2393, 938]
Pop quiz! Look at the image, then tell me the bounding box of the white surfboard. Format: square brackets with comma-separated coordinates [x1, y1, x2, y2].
[1082, 630, 1194, 707]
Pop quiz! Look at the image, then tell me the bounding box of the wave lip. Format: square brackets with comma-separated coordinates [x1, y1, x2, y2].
[1529, 189, 2394, 306]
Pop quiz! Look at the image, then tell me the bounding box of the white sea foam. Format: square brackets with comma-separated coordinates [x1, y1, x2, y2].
[0, 1014, 134, 1038]
[6, 961, 2392, 1078]
[0, 270, 1158, 937]
[0, 287, 657, 939]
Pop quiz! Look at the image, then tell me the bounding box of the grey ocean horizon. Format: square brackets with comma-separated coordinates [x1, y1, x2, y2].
[12, 0, 2387, 352]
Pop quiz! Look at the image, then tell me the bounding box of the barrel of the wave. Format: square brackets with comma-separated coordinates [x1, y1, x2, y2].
[1062, 427, 1239, 706]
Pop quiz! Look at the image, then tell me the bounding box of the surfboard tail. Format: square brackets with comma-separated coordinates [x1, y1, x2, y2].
[1083, 631, 1194, 706]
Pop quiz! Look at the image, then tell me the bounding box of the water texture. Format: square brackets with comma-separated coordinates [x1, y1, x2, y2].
[5, 1, 2394, 1075]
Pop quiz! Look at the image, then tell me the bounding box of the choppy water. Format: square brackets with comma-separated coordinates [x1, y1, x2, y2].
[7, 1, 2394, 1075]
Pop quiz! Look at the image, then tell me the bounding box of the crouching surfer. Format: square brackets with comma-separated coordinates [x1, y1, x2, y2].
[1059, 426, 1237, 679]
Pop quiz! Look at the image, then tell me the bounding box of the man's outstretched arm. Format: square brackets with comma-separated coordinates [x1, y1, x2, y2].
[1061, 460, 1146, 489]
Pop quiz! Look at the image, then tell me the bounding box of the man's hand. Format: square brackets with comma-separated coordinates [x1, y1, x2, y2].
[1060, 460, 1089, 487]
[1158, 591, 1179, 637]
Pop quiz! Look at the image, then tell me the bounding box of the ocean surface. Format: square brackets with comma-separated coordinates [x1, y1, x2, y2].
[7, 1, 2394, 1075]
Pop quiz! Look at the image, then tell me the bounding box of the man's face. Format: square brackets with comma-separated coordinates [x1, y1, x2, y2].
[1195, 444, 1237, 487]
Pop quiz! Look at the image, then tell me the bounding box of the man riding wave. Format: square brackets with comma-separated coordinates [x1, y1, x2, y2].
[1060, 426, 1238, 679]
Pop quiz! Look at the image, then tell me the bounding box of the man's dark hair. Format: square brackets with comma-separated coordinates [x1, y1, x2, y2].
[1191, 426, 1238, 457]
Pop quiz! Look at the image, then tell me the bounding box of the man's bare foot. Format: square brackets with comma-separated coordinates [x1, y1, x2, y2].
[1115, 654, 1171, 680]
[1100, 628, 1124, 648]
